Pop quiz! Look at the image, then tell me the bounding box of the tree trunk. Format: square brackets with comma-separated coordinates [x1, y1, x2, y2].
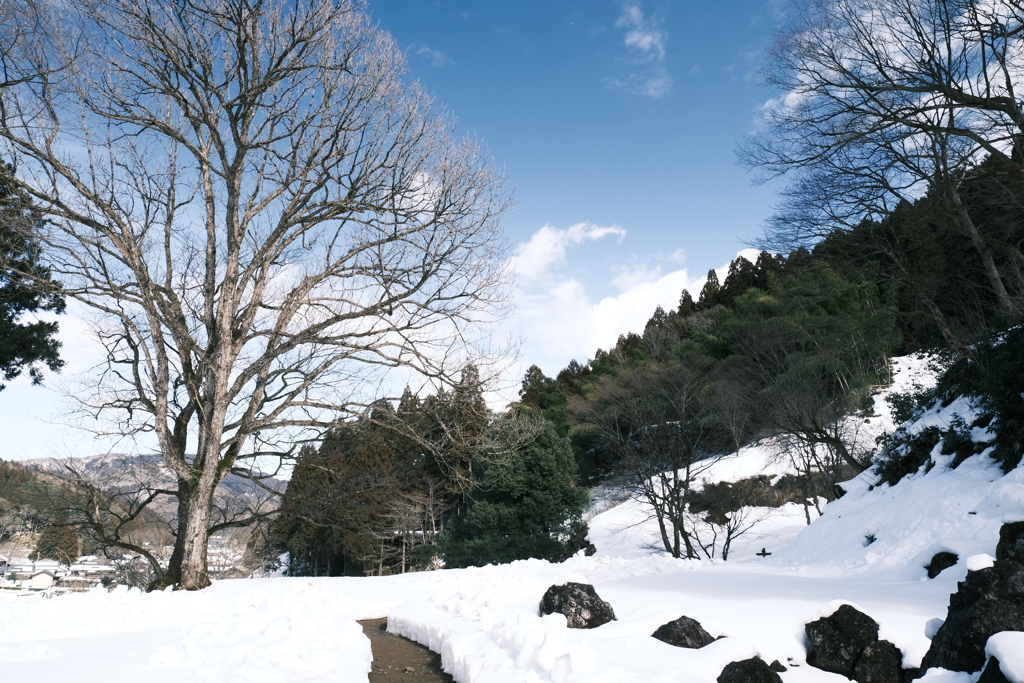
[948, 187, 1017, 317]
[824, 435, 866, 474]
[176, 479, 214, 590]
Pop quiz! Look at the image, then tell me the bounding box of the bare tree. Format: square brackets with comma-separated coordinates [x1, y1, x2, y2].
[571, 363, 734, 559]
[689, 502, 771, 561]
[742, 0, 1024, 316]
[0, 0, 511, 589]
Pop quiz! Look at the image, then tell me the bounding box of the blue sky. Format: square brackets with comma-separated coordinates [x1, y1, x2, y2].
[1, 1, 788, 459]
[372, 1, 782, 259]
[369, 0, 785, 376]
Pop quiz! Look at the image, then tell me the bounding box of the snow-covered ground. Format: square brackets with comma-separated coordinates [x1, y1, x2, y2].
[2, 355, 1022, 683]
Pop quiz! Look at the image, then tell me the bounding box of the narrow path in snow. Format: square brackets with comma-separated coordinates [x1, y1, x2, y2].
[359, 618, 453, 683]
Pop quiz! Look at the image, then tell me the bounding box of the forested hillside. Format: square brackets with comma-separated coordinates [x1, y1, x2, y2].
[272, 146, 1024, 573]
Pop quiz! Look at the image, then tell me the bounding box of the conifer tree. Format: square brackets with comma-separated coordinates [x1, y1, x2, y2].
[437, 419, 588, 567]
[0, 162, 63, 390]
[698, 269, 721, 309]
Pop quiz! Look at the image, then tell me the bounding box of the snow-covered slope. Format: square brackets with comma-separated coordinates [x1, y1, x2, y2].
[3, 354, 1022, 683]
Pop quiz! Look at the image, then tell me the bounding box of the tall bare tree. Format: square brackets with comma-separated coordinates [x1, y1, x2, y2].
[571, 363, 734, 559]
[0, 0, 511, 589]
[742, 0, 1024, 317]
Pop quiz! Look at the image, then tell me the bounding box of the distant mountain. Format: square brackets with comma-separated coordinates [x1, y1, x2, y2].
[26, 453, 287, 522]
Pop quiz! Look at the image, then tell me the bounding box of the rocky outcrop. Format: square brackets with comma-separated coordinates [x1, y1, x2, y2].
[805, 604, 905, 683]
[806, 605, 883, 677]
[997, 521, 1024, 563]
[853, 640, 903, 683]
[652, 615, 716, 649]
[717, 658, 783, 683]
[977, 657, 1011, 683]
[539, 582, 616, 629]
[925, 552, 959, 579]
[920, 522, 1024, 674]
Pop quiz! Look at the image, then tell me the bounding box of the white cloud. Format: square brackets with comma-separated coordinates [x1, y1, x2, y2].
[513, 222, 626, 283]
[502, 223, 762, 397]
[610, 1, 673, 98]
[410, 43, 453, 67]
[616, 2, 666, 60]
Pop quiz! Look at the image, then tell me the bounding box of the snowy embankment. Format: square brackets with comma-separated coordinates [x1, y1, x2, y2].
[3, 355, 1023, 683]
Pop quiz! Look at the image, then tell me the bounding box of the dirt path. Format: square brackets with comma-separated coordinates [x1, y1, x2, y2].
[359, 618, 454, 683]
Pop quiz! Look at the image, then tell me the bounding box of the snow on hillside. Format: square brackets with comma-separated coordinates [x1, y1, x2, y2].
[2, 354, 1022, 683]
[778, 354, 1024, 577]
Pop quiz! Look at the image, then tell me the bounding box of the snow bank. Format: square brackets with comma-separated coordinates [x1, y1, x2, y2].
[986, 632, 1024, 683]
[0, 581, 372, 683]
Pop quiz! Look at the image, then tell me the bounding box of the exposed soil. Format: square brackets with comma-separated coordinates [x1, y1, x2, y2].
[359, 618, 454, 683]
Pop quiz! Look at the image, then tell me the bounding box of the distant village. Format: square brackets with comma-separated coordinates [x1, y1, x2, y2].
[1, 535, 256, 593]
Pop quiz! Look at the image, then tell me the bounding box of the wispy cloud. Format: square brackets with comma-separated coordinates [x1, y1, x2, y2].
[608, 1, 672, 98]
[513, 223, 626, 284]
[410, 43, 454, 67]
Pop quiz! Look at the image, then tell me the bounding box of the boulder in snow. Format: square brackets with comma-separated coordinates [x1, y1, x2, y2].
[920, 523, 1024, 674]
[805, 604, 883, 679]
[805, 604, 910, 683]
[996, 521, 1024, 564]
[925, 551, 959, 579]
[853, 640, 904, 683]
[717, 658, 783, 683]
[652, 615, 716, 649]
[539, 582, 616, 629]
[978, 658, 1011, 683]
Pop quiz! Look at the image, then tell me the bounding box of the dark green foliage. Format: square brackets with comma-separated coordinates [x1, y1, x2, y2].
[437, 421, 589, 567]
[272, 401, 430, 577]
[273, 366, 496, 576]
[809, 156, 1024, 354]
[0, 163, 64, 390]
[885, 387, 928, 425]
[876, 426, 942, 486]
[690, 472, 847, 515]
[930, 326, 1024, 472]
[33, 515, 80, 564]
[678, 289, 696, 316]
[698, 269, 721, 309]
[518, 365, 570, 437]
[563, 250, 900, 485]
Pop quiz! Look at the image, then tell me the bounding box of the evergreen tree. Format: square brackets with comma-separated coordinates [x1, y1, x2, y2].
[437, 419, 589, 567]
[34, 515, 80, 565]
[678, 289, 696, 316]
[0, 162, 64, 390]
[698, 269, 721, 310]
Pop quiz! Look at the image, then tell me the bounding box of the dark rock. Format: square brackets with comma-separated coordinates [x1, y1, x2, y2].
[805, 605, 881, 678]
[978, 657, 1011, 683]
[900, 668, 924, 683]
[717, 658, 783, 683]
[539, 582, 616, 629]
[926, 552, 959, 579]
[652, 615, 715, 649]
[768, 660, 787, 673]
[833, 484, 847, 499]
[996, 521, 1024, 564]
[853, 640, 903, 683]
[920, 534, 1024, 674]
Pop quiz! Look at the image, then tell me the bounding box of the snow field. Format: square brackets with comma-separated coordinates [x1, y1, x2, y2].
[4, 353, 1023, 683]
[0, 580, 373, 683]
